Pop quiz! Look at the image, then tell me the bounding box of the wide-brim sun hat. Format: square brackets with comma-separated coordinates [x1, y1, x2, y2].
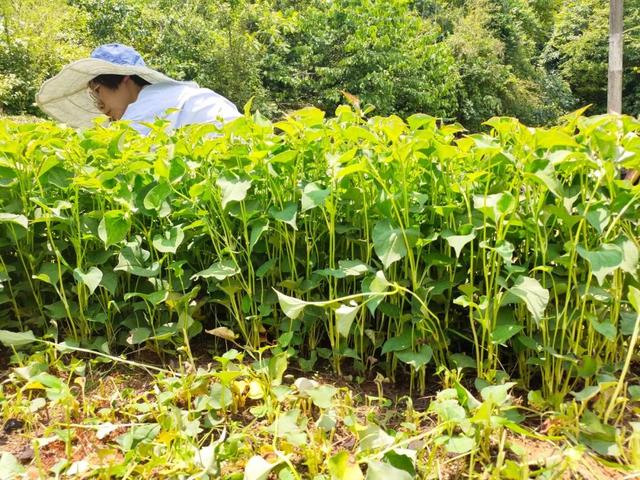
[36, 43, 184, 128]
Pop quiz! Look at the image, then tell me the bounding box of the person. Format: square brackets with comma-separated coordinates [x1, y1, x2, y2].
[37, 43, 241, 135]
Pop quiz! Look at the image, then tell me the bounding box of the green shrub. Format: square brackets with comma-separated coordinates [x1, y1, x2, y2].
[0, 108, 639, 399]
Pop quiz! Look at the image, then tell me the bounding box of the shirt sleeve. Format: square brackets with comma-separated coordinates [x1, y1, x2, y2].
[175, 89, 241, 129]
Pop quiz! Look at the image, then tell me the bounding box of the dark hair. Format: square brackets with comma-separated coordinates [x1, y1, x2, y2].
[88, 74, 150, 90]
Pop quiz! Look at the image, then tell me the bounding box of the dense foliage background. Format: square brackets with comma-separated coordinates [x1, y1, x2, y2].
[0, 0, 638, 129]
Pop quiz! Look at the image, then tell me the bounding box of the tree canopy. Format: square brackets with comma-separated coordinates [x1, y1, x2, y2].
[0, 0, 637, 128]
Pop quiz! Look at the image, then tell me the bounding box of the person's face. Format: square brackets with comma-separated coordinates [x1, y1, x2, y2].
[88, 77, 134, 121]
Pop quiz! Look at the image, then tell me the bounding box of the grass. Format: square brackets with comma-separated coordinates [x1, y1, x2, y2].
[1, 345, 638, 479]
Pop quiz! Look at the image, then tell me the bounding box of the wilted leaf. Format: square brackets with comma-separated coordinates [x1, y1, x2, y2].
[328, 451, 363, 480]
[205, 327, 238, 341]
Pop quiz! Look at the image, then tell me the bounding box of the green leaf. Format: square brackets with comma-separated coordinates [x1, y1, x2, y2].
[507, 276, 549, 325]
[359, 425, 394, 452]
[127, 327, 151, 345]
[243, 456, 277, 480]
[382, 450, 416, 477]
[571, 385, 600, 402]
[98, 210, 130, 248]
[629, 286, 640, 313]
[445, 435, 476, 454]
[530, 163, 565, 197]
[381, 330, 412, 355]
[115, 245, 160, 277]
[365, 461, 412, 480]
[589, 317, 617, 341]
[449, 353, 476, 370]
[35, 263, 61, 286]
[328, 451, 364, 480]
[616, 236, 639, 277]
[576, 244, 624, 286]
[124, 290, 168, 305]
[373, 220, 407, 269]
[0, 452, 25, 479]
[152, 225, 184, 254]
[249, 219, 269, 253]
[269, 149, 297, 164]
[480, 382, 515, 405]
[116, 424, 160, 452]
[268, 352, 288, 386]
[585, 207, 610, 234]
[0, 329, 36, 347]
[0, 213, 28, 230]
[268, 409, 306, 446]
[216, 173, 252, 209]
[191, 259, 239, 281]
[336, 303, 359, 337]
[362, 271, 390, 315]
[395, 345, 433, 370]
[338, 260, 371, 276]
[301, 182, 330, 212]
[143, 181, 171, 211]
[473, 192, 516, 222]
[269, 201, 298, 230]
[442, 230, 476, 258]
[256, 258, 276, 278]
[210, 383, 233, 409]
[480, 239, 514, 264]
[308, 385, 338, 409]
[73, 267, 103, 295]
[275, 290, 308, 320]
[490, 323, 524, 345]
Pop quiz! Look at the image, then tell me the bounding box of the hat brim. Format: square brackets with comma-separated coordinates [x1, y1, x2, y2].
[36, 58, 184, 128]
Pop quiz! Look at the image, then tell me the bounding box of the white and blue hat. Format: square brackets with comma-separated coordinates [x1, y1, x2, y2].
[36, 43, 183, 128]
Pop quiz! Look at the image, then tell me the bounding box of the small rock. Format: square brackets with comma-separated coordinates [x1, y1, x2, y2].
[15, 445, 34, 464]
[3, 418, 24, 434]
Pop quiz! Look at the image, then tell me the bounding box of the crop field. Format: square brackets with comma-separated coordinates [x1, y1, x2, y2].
[0, 107, 639, 479]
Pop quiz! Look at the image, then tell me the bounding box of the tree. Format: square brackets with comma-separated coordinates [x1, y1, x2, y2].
[0, 0, 89, 115]
[608, 0, 623, 113]
[543, 0, 640, 116]
[257, 0, 460, 118]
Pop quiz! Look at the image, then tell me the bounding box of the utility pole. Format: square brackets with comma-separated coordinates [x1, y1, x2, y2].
[608, 0, 623, 114]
